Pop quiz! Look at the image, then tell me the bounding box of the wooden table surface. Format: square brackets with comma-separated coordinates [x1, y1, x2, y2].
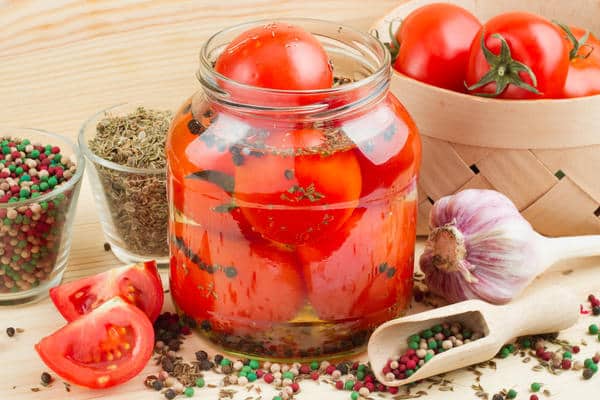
[1, 0, 599, 399]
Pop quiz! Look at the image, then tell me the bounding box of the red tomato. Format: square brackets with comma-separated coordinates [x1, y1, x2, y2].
[392, 3, 481, 92]
[343, 94, 421, 197]
[561, 26, 600, 97]
[297, 197, 416, 325]
[169, 221, 304, 333]
[233, 128, 362, 245]
[49, 261, 163, 322]
[215, 22, 332, 91]
[35, 297, 154, 389]
[167, 99, 242, 231]
[465, 12, 570, 99]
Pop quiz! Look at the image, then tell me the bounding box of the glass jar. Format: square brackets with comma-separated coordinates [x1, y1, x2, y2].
[167, 19, 421, 359]
[0, 128, 84, 305]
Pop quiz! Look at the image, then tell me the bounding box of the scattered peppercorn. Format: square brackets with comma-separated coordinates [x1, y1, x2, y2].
[506, 389, 517, 399]
[184, 387, 194, 397]
[152, 380, 163, 391]
[164, 389, 176, 400]
[589, 324, 599, 334]
[103, 242, 111, 251]
[492, 394, 504, 400]
[530, 382, 541, 392]
[6, 327, 15, 337]
[583, 368, 594, 380]
[530, 395, 539, 400]
[40, 372, 53, 386]
[195, 350, 208, 361]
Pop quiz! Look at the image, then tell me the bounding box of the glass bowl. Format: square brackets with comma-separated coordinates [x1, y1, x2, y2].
[0, 128, 84, 305]
[78, 104, 170, 265]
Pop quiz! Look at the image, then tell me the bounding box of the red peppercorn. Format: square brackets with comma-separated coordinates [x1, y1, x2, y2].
[388, 386, 399, 395]
[375, 383, 386, 392]
[180, 326, 191, 335]
[299, 365, 311, 375]
[263, 373, 274, 384]
[406, 349, 416, 356]
[541, 352, 552, 362]
[325, 365, 336, 375]
[561, 359, 572, 369]
[531, 395, 539, 400]
[353, 382, 363, 391]
[400, 355, 409, 364]
[366, 382, 375, 392]
[382, 366, 391, 375]
[310, 372, 319, 381]
[335, 381, 344, 390]
[572, 346, 580, 354]
[406, 360, 417, 370]
[364, 375, 374, 383]
[291, 383, 300, 393]
[256, 370, 264, 378]
[352, 362, 359, 370]
[11, 151, 20, 159]
[10, 186, 19, 194]
[54, 168, 64, 179]
[593, 356, 600, 364]
[51, 146, 60, 154]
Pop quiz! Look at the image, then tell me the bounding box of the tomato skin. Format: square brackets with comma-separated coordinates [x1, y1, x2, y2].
[466, 12, 570, 99]
[215, 22, 332, 91]
[393, 3, 481, 92]
[344, 94, 421, 197]
[297, 197, 416, 324]
[49, 261, 163, 322]
[35, 297, 154, 389]
[233, 128, 362, 245]
[563, 27, 600, 98]
[169, 221, 304, 333]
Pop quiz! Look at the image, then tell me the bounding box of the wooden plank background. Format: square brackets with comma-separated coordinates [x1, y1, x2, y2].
[0, 1, 599, 399]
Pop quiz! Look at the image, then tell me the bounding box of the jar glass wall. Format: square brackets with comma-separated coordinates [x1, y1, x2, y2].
[167, 19, 421, 359]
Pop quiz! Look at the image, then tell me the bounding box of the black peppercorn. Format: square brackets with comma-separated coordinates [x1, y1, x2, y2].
[336, 363, 349, 375]
[195, 350, 208, 361]
[200, 359, 213, 371]
[40, 372, 53, 386]
[6, 327, 15, 337]
[492, 394, 504, 400]
[161, 357, 174, 373]
[214, 354, 224, 365]
[593, 306, 600, 316]
[167, 339, 180, 352]
[164, 388, 176, 399]
[200, 320, 212, 331]
[222, 365, 233, 374]
[583, 368, 594, 380]
[152, 380, 163, 391]
[103, 242, 111, 251]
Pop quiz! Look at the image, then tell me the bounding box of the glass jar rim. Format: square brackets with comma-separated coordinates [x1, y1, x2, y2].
[198, 18, 391, 112]
[78, 104, 167, 175]
[0, 127, 85, 208]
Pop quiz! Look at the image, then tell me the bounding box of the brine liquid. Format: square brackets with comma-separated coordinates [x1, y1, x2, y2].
[167, 95, 420, 359]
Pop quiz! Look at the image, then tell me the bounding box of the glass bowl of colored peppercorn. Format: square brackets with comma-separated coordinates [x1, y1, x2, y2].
[0, 128, 83, 305]
[78, 104, 172, 265]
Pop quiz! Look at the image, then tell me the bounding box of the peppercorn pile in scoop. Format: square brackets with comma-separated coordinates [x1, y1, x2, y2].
[0, 137, 77, 293]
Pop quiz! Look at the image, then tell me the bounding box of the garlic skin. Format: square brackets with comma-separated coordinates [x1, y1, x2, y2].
[420, 189, 544, 304]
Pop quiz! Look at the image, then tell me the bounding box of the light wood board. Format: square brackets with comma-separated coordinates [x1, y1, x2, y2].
[0, 0, 599, 399]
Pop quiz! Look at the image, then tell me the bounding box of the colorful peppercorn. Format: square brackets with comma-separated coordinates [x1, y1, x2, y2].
[530, 382, 541, 392]
[589, 324, 599, 335]
[506, 389, 517, 399]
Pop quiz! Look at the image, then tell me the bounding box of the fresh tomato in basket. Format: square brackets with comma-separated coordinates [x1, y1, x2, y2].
[558, 24, 600, 98]
[215, 22, 333, 92]
[36, 297, 154, 389]
[390, 3, 481, 92]
[169, 221, 305, 333]
[465, 12, 570, 99]
[297, 197, 416, 324]
[343, 94, 421, 197]
[233, 128, 362, 245]
[49, 261, 163, 322]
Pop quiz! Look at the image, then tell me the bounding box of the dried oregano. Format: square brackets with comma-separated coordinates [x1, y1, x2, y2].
[88, 107, 172, 257]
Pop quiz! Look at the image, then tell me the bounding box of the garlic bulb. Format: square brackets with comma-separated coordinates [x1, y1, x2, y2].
[420, 189, 600, 304]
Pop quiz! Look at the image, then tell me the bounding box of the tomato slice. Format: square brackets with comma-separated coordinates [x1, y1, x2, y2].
[35, 297, 154, 389]
[49, 261, 163, 322]
[233, 128, 362, 245]
[169, 221, 304, 334]
[298, 197, 416, 324]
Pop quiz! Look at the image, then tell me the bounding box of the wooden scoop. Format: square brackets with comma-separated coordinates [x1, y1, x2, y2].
[368, 286, 579, 386]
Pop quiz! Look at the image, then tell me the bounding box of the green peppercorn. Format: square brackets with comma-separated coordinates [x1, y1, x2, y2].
[273, 397, 283, 400]
[220, 358, 231, 367]
[19, 174, 30, 182]
[408, 341, 419, 350]
[432, 324, 443, 333]
[350, 391, 359, 400]
[428, 340, 438, 350]
[15, 167, 23, 175]
[195, 377, 205, 387]
[530, 382, 541, 392]
[424, 353, 434, 362]
[183, 387, 194, 397]
[584, 359, 595, 369]
[282, 371, 294, 380]
[591, 363, 599, 373]
[311, 361, 320, 371]
[344, 380, 355, 390]
[406, 369, 414, 377]
[356, 370, 365, 380]
[408, 334, 420, 342]
[249, 359, 260, 370]
[48, 176, 58, 188]
[589, 324, 599, 335]
[247, 372, 257, 382]
[422, 329, 433, 339]
[563, 351, 572, 359]
[507, 388, 517, 399]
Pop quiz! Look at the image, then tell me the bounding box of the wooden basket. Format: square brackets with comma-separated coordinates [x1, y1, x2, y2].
[372, 0, 600, 237]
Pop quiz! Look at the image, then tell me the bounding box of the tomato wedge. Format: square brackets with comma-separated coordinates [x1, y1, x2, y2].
[50, 261, 163, 322]
[35, 297, 154, 389]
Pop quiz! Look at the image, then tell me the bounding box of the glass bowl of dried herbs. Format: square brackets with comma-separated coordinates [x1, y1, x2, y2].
[78, 104, 172, 265]
[0, 128, 84, 305]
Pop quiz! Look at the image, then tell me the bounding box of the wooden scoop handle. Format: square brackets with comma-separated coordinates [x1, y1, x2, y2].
[487, 285, 579, 341]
